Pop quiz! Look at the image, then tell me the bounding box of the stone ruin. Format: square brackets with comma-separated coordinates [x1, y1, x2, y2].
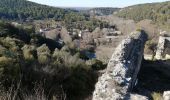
[155, 32, 170, 60]
[92, 31, 147, 100]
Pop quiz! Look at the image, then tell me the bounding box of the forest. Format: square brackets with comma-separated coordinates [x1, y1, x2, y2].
[0, 0, 70, 20]
[116, 1, 170, 29]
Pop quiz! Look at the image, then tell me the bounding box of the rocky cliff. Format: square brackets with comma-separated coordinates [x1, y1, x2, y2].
[92, 31, 147, 100]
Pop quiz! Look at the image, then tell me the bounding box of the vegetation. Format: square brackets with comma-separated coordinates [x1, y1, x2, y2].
[151, 92, 163, 100]
[0, 21, 104, 99]
[64, 12, 109, 32]
[116, 1, 170, 30]
[0, 0, 69, 20]
[80, 7, 120, 15]
[89, 7, 120, 15]
[0, 0, 110, 32]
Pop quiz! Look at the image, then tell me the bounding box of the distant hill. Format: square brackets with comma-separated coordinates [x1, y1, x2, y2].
[79, 7, 120, 16]
[0, 0, 75, 20]
[90, 8, 120, 15]
[64, 7, 92, 11]
[116, 1, 170, 29]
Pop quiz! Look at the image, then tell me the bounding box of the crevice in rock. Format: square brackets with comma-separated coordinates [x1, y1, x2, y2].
[133, 59, 170, 99]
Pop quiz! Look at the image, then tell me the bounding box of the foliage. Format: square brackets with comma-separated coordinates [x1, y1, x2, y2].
[0, 21, 31, 43]
[37, 44, 51, 64]
[88, 7, 120, 15]
[86, 58, 105, 70]
[151, 92, 163, 100]
[0, 0, 67, 20]
[0, 21, 103, 99]
[64, 13, 109, 32]
[144, 40, 157, 56]
[116, 1, 170, 29]
[21, 44, 36, 61]
[0, 0, 110, 32]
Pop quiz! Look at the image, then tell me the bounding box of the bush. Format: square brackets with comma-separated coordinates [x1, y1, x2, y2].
[22, 45, 36, 61]
[0, 37, 23, 49]
[37, 44, 51, 64]
[144, 40, 157, 57]
[86, 59, 105, 70]
[53, 49, 85, 68]
[151, 92, 163, 100]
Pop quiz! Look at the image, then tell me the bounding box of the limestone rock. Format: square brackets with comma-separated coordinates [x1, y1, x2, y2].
[130, 94, 148, 100]
[155, 34, 170, 60]
[163, 91, 170, 100]
[92, 31, 147, 100]
[155, 36, 166, 60]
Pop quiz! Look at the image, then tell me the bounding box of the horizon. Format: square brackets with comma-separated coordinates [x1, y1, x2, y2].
[28, 0, 168, 8]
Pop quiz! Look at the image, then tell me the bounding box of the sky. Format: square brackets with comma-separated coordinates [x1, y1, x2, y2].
[28, 0, 169, 8]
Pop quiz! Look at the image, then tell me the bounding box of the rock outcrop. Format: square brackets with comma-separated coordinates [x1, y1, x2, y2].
[92, 31, 147, 100]
[130, 94, 148, 100]
[163, 91, 170, 100]
[155, 34, 170, 60]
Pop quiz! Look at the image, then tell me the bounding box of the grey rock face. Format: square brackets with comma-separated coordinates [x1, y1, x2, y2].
[155, 35, 170, 60]
[155, 36, 166, 60]
[92, 31, 147, 100]
[163, 91, 170, 100]
[130, 94, 148, 100]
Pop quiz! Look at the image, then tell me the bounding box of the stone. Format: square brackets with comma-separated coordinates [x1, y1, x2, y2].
[163, 91, 170, 100]
[155, 34, 170, 60]
[130, 94, 148, 100]
[92, 31, 147, 100]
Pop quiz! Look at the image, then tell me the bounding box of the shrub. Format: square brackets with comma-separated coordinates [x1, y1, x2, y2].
[144, 40, 157, 58]
[151, 92, 163, 100]
[86, 59, 105, 70]
[61, 42, 79, 55]
[61, 45, 70, 52]
[22, 45, 36, 61]
[37, 44, 51, 64]
[0, 37, 23, 49]
[0, 56, 13, 76]
[53, 49, 85, 68]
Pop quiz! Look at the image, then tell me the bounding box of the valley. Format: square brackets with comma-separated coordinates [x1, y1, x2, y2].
[0, 0, 170, 100]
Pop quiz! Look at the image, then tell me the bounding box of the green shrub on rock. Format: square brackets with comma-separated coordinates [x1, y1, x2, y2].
[86, 59, 105, 70]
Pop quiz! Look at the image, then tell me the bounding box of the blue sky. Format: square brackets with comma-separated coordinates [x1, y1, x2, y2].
[28, 0, 168, 8]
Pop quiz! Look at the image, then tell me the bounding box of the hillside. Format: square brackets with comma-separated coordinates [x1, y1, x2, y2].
[80, 7, 120, 15]
[116, 1, 170, 30]
[90, 7, 120, 15]
[0, 19, 105, 99]
[0, 0, 73, 20]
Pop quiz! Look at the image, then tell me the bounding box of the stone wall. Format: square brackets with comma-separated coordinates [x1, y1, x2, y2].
[155, 35, 170, 60]
[92, 31, 147, 100]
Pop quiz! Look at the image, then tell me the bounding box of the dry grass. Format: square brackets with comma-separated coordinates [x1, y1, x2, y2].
[0, 82, 67, 100]
[151, 92, 163, 100]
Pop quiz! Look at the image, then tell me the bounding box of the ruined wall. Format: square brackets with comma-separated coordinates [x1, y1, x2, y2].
[92, 31, 147, 100]
[155, 35, 170, 60]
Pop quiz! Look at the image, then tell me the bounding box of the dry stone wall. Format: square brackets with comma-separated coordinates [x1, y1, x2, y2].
[92, 31, 147, 100]
[155, 34, 170, 60]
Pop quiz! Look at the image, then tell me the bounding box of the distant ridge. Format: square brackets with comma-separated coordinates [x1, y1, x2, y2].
[0, 0, 75, 20]
[61, 7, 93, 11]
[116, 1, 170, 22]
[70, 7, 120, 15]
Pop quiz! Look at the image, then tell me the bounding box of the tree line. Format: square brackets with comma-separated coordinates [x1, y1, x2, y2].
[116, 1, 170, 25]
